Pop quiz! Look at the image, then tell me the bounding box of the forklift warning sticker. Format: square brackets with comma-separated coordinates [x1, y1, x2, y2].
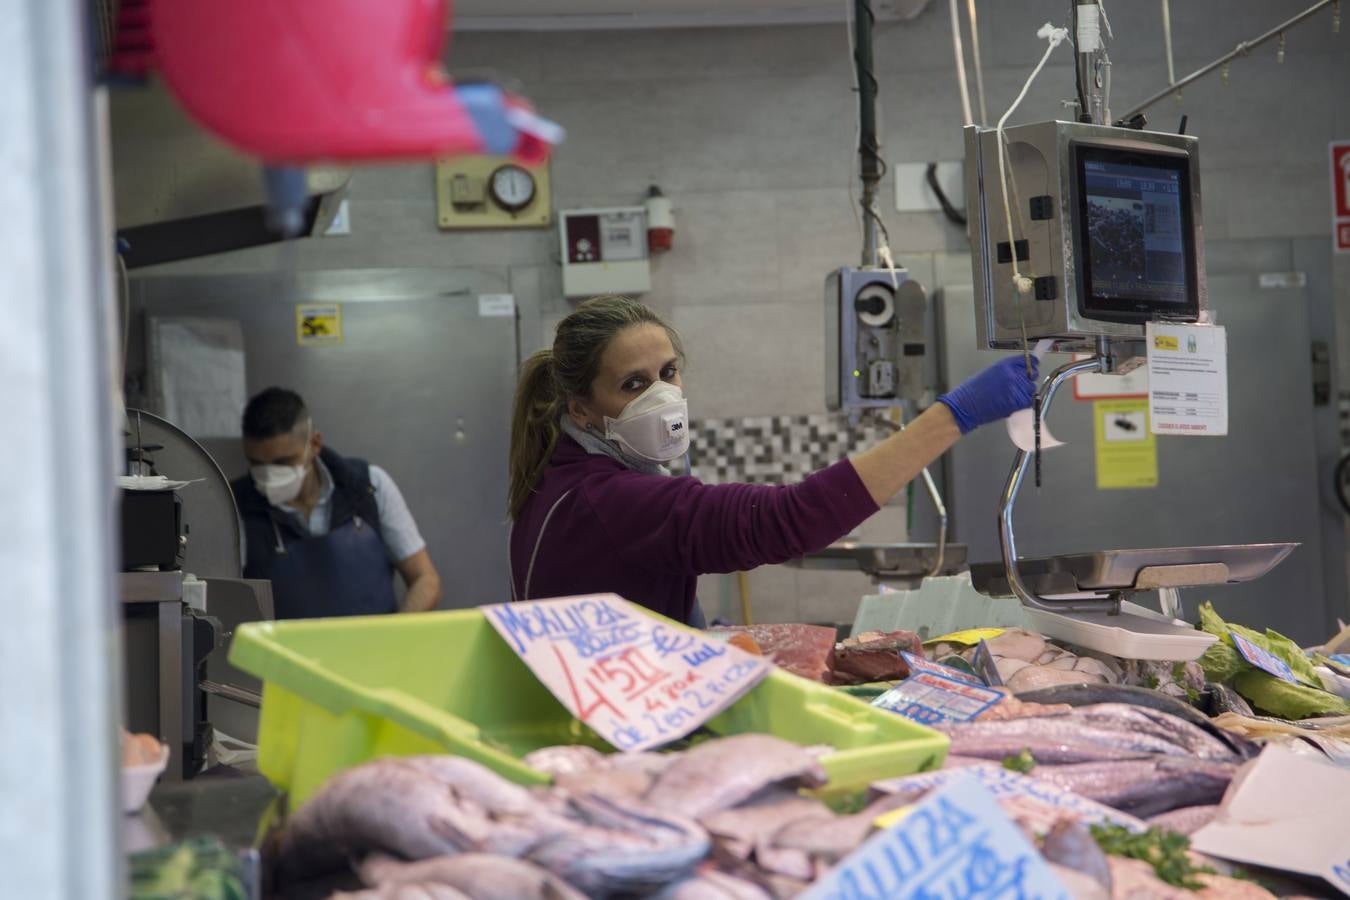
[296, 304, 343, 346]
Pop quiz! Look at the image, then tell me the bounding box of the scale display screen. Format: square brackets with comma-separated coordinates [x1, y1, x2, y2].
[1075, 144, 1198, 321]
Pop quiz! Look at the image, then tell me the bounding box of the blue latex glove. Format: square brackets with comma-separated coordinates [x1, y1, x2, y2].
[937, 356, 1039, 434]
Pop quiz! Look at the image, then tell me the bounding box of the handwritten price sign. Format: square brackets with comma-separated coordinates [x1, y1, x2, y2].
[481, 594, 772, 752]
[802, 773, 1069, 900]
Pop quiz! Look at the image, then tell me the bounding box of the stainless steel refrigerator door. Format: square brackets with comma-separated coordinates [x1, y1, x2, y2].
[130, 269, 518, 610]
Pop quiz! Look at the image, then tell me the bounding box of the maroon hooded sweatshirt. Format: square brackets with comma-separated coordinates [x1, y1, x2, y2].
[509, 434, 879, 622]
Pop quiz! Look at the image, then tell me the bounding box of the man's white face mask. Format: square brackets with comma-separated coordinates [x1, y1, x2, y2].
[250, 422, 314, 507]
[602, 381, 690, 462]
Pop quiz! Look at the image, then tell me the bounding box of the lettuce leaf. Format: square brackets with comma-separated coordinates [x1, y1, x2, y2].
[1232, 669, 1350, 719]
[1196, 602, 1320, 688]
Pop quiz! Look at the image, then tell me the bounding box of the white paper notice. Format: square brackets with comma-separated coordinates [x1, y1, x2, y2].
[478, 294, 516, 317]
[481, 594, 771, 753]
[801, 773, 1070, 900]
[1191, 745, 1350, 896]
[149, 317, 247, 438]
[1006, 339, 1063, 452]
[1146, 322, 1228, 436]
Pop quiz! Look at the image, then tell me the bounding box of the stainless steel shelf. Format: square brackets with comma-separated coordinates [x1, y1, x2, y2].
[970, 543, 1298, 598]
[791, 541, 968, 580]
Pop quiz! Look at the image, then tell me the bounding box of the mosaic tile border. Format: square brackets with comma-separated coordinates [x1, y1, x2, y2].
[676, 414, 894, 484]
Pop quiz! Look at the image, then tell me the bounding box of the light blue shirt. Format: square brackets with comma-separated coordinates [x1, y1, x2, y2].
[242, 457, 426, 566]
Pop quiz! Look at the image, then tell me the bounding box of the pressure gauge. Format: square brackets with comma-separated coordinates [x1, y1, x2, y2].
[489, 165, 536, 212]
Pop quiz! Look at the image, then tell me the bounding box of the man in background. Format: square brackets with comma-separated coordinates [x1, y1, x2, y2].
[231, 386, 442, 618]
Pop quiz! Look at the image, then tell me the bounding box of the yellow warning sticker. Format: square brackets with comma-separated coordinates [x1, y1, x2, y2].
[1153, 334, 1179, 352]
[1094, 398, 1157, 489]
[924, 628, 1006, 647]
[872, 804, 915, 830]
[296, 303, 342, 346]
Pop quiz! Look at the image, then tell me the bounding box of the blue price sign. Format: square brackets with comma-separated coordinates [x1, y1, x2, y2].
[1231, 633, 1299, 685]
[802, 773, 1070, 900]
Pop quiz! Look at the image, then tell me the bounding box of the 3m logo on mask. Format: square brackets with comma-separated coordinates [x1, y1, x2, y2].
[604, 382, 691, 462]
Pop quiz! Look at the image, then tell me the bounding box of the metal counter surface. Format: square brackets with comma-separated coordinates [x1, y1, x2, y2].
[127, 766, 276, 852]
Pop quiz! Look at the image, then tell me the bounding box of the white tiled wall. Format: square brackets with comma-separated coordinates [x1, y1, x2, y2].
[112, 1, 1350, 624]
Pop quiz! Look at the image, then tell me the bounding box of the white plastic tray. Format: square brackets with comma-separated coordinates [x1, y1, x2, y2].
[122, 744, 170, 814]
[1024, 600, 1217, 661]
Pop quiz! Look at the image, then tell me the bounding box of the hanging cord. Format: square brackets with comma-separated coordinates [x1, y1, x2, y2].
[1097, 0, 1114, 123]
[846, 1, 901, 288]
[926, 163, 967, 226]
[843, 0, 864, 241]
[996, 24, 1071, 304]
[947, 0, 974, 125]
[1096, 0, 1114, 40]
[117, 251, 130, 389]
[966, 0, 989, 124]
[1071, 2, 1089, 119]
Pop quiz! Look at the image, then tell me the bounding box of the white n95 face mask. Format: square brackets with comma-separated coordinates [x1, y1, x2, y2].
[251, 422, 314, 506]
[251, 462, 308, 507]
[603, 381, 690, 462]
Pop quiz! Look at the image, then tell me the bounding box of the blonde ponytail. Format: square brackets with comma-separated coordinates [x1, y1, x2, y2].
[507, 349, 562, 520]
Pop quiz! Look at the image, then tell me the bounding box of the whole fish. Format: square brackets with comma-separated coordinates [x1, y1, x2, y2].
[277, 760, 488, 880]
[1044, 863, 1109, 900]
[699, 787, 828, 847]
[1016, 683, 1260, 759]
[526, 792, 711, 897]
[1039, 820, 1112, 890]
[359, 852, 586, 900]
[523, 745, 608, 778]
[649, 870, 775, 900]
[1067, 704, 1240, 761]
[752, 844, 816, 882]
[1212, 710, 1350, 739]
[645, 735, 827, 819]
[769, 793, 911, 864]
[1146, 805, 1220, 836]
[1107, 856, 1193, 899]
[1198, 682, 1255, 718]
[554, 751, 673, 802]
[934, 718, 1185, 764]
[400, 756, 538, 815]
[331, 884, 470, 900]
[1030, 757, 1236, 817]
[278, 756, 583, 882]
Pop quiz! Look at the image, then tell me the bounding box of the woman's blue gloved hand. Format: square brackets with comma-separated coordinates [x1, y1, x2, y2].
[937, 356, 1039, 434]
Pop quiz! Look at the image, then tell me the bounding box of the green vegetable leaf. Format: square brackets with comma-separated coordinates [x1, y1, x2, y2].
[1090, 823, 1214, 890]
[1002, 748, 1036, 773]
[1196, 602, 1321, 688]
[1197, 641, 1245, 683]
[1233, 669, 1350, 719]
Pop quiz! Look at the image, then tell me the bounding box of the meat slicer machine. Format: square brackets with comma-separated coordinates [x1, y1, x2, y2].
[961, 117, 1295, 617]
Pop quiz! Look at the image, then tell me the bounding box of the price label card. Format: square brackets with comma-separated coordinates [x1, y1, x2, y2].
[801, 773, 1070, 900]
[481, 594, 771, 753]
[901, 651, 986, 687]
[870, 766, 1146, 835]
[1146, 322, 1228, 436]
[970, 640, 1004, 686]
[1231, 633, 1299, 684]
[873, 670, 1004, 724]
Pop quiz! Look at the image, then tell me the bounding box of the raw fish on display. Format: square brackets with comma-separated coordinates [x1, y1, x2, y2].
[359, 853, 586, 900]
[705, 625, 835, 683]
[644, 735, 827, 819]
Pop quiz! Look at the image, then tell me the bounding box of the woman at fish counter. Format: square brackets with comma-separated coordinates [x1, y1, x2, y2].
[508, 295, 1036, 626]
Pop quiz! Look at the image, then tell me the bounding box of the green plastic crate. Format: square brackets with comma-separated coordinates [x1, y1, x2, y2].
[229, 609, 948, 807]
